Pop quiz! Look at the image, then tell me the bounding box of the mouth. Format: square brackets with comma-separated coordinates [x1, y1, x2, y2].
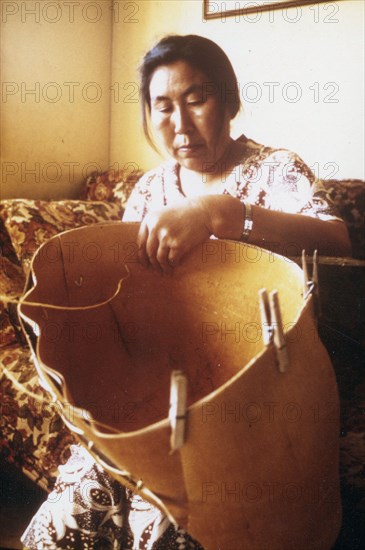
[177, 144, 204, 154]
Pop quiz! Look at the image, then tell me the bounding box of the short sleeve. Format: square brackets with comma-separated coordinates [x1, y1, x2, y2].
[238, 148, 343, 221]
[303, 178, 343, 221]
[122, 162, 184, 222]
[122, 173, 151, 222]
[122, 169, 165, 222]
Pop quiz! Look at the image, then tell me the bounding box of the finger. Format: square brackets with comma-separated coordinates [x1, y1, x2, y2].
[137, 223, 149, 268]
[156, 244, 173, 274]
[145, 231, 162, 272]
[167, 244, 189, 270]
[167, 247, 181, 267]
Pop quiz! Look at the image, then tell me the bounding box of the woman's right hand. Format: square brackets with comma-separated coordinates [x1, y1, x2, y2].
[137, 196, 212, 272]
[137, 195, 245, 272]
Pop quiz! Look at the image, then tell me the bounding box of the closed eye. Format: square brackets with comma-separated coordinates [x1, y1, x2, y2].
[158, 106, 173, 113]
[152, 98, 172, 113]
[187, 97, 205, 106]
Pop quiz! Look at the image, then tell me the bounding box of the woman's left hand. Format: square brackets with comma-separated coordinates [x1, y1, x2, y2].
[136, 191, 352, 271]
[137, 196, 214, 272]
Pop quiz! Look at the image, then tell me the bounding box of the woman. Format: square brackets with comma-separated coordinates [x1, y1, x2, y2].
[124, 34, 350, 269]
[22, 34, 350, 550]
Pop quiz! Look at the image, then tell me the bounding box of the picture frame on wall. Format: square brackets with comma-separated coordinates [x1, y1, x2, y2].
[203, 0, 341, 20]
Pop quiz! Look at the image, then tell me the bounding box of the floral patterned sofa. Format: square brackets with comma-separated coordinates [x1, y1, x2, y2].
[0, 173, 364, 540]
[0, 167, 142, 491]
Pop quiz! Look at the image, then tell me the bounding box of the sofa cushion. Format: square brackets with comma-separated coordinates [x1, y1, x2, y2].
[0, 218, 20, 266]
[80, 166, 143, 209]
[0, 344, 76, 491]
[0, 256, 26, 348]
[0, 199, 124, 272]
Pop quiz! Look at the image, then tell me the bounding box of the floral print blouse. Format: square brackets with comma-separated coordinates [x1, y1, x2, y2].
[123, 135, 340, 223]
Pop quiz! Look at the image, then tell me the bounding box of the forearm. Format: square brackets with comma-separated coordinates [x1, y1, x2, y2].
[205, 195, 352, 258]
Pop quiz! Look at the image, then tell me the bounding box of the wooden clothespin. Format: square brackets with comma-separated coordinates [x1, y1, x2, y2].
[302, 249, 321, 318]
[259, 288, 289, 373]
[269, 290, 289, 373]
[169, 370, 187, 451]
[259, 288, 272, 346]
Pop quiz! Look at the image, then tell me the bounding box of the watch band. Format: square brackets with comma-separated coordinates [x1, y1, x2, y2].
[241, 202, 253, 242]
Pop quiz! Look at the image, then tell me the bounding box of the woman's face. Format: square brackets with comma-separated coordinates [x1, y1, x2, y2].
[149, 60, 232, 173]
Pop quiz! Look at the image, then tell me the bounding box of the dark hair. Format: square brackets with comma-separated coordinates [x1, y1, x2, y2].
[139, 34, 241, 147]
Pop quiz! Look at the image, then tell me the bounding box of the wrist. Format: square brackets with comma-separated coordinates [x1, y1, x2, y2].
[206, 195, 245, 240]
[188, 195, 215, 236]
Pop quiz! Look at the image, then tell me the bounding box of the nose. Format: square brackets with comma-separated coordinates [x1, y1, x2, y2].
[171, 105, 193, 134]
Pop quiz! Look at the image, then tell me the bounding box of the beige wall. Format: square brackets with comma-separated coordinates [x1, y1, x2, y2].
[111, 0, 364, 181]
[0, 1, 363, 200]
[1, 0, 113, 199]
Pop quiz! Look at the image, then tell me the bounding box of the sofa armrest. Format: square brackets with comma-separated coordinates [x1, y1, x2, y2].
[321, 178, 365, 259]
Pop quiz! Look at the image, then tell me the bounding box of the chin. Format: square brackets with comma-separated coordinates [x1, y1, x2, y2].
[178, 157, 209, 173]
